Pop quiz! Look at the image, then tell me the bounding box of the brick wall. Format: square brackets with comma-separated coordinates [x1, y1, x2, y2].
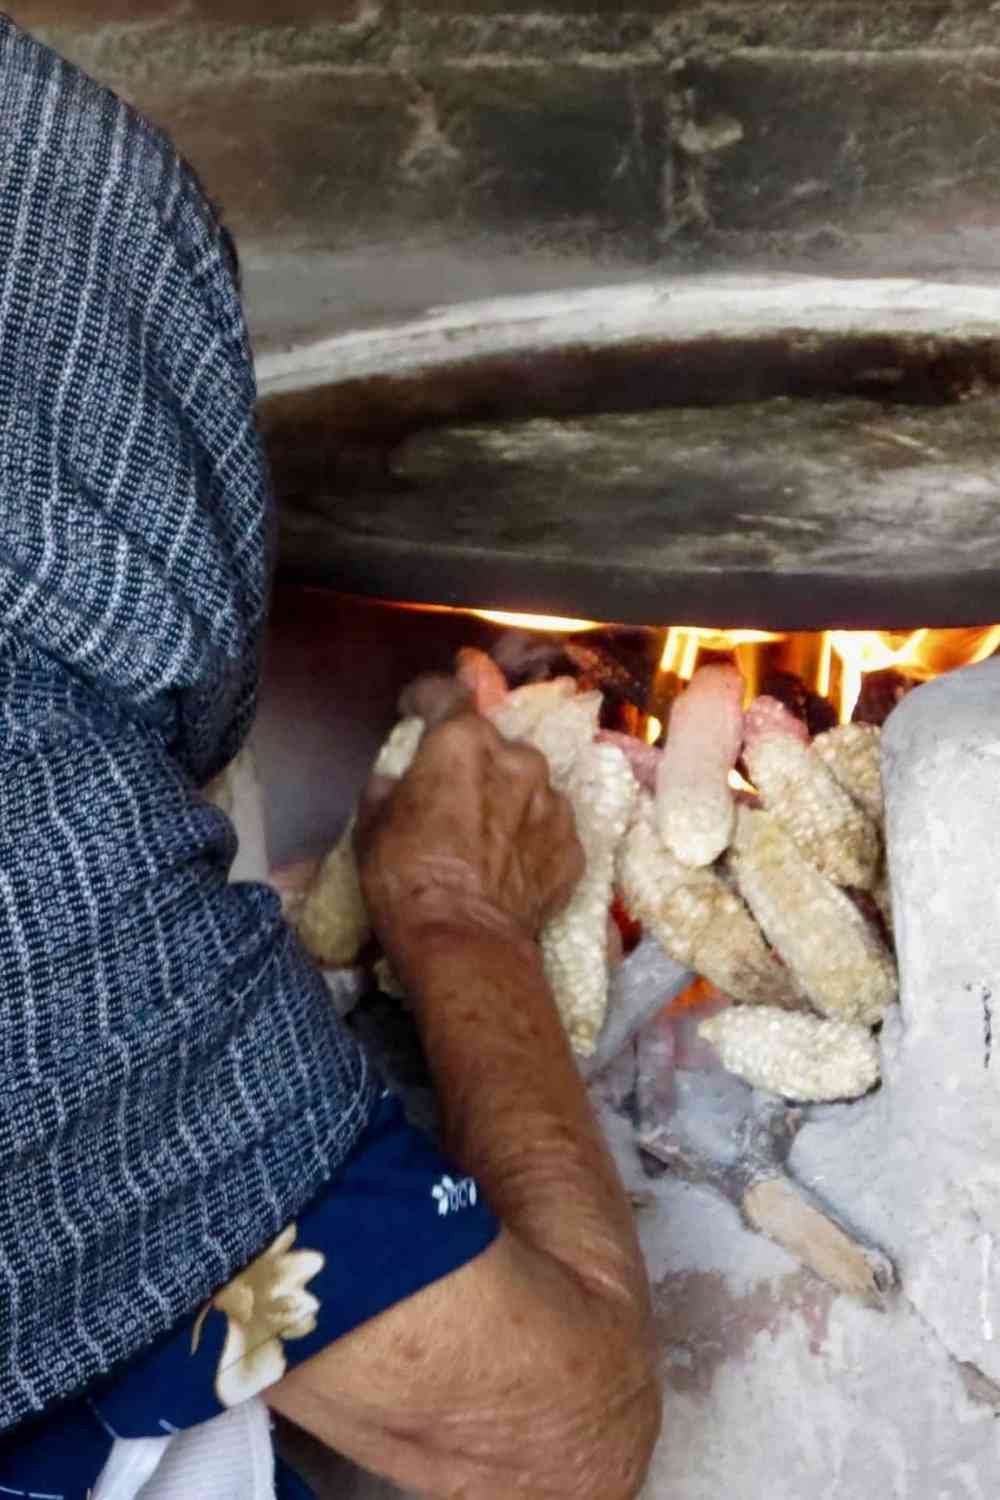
[17, 3, 1000, 274]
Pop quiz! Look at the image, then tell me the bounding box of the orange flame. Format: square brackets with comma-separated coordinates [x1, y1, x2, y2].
[470, 609, 600, 634]
[659, 626, 785, 692]
[455, 608, 1000, 725]
[829, 627, 1000, 720]
[389, 602, 601, 634]
[658, 623, 1000, 723]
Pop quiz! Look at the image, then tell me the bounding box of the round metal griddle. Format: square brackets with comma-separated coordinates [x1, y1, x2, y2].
[261, 277, 1000, 630]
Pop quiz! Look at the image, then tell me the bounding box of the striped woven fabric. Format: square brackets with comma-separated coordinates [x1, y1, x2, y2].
[0, 18, 377, 1430]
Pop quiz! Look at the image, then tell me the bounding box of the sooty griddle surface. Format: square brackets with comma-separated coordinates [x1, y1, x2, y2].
[277, 396, 1000, 630]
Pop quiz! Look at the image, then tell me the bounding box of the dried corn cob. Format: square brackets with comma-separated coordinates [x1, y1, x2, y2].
[619, 797, 803, 1009]
[541, 742, 637, 1055]
[297, 821, 369, 967]
[490, 678, 577, 742]
[699, 1006, 880, 1102]
[374, 716, 425, 778]
[656, 663, 743, 867]
[519, 690, 603, 788]
[297, 718, 425, 966]
[744, 694, 810, 748]
[597, 730, 661, 791]
[743, 723, 880, 889]
[811, 722, 883, 823]
[729, 806, 896, 1026]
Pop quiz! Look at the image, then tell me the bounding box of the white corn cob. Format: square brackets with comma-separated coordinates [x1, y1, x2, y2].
[744, 727, 880, 889]
[729, 806, 896, 1026]
[297, 718, 425, 966]
[519, 690, 603, 788]
[374, 716, 425, 777]
[699, 1006, 880, 1102]
[619, 797, 804, 1009]
[541, 742, 637, 1055]
[297, 822, 369, 966]
[656, 663, 743, 866]
[490, 678, 577, 742]
[203, 746, 270, 884]
[811, 722, 883, 823]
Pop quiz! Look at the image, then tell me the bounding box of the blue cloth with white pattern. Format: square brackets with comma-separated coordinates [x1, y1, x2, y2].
[0, 17, 378, 1433]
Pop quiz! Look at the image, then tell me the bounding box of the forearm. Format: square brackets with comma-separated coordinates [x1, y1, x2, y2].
[270, 705, 662, 1497]
[395, 922, 651, 1318]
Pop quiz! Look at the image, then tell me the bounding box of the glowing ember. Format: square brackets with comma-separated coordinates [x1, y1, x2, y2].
[471, 609, 600, 634]
[664, 975, 729, 1015]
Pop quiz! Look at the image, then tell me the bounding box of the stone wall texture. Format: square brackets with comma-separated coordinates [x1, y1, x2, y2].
[18, 3, 1000, 270]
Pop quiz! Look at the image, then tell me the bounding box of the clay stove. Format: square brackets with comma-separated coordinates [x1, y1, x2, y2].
[248, 274, 1000, 1496]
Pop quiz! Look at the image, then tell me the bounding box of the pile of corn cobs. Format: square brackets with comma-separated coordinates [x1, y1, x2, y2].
[294, 646, 898, 1106]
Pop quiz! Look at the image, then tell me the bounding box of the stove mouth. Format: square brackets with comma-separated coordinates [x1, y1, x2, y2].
[257, 275, 1000, 1320]
[378, 600, 1000, 729]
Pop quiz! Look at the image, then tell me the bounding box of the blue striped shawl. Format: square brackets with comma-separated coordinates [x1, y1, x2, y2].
[0, 18, 376, 1428]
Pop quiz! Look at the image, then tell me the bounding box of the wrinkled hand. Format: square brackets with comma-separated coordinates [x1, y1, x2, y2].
[357, 676, 584, 964]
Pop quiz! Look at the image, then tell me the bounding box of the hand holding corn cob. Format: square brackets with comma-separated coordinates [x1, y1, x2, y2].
[294, 650, 896, 1092]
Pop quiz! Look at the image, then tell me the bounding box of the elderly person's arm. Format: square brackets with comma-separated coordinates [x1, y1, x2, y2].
[268, 704, 661, 1499]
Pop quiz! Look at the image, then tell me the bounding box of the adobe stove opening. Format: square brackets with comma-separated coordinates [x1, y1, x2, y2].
[251, 274, 1000, 1317]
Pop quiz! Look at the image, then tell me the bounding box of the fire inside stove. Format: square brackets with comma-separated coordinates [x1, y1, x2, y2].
[321, 607, 998, 1086]
[289, 599, 1000, 1103]
[278, 595, 1000, 1302]
[418, 607, 1000, 733]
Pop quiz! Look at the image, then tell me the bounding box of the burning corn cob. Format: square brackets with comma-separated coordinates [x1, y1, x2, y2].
[619, 797, 803, 1009]
[729, 806, 896, 1026]
[699, 1006, 880, 1102]
[811, 722, 883, 824]
[744, 725, 880, 889]
[297, 717, 425, 966]
[541, 742, 637, 1055]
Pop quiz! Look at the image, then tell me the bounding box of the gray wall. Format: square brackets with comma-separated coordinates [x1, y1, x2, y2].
[21, 2, 1000, 287]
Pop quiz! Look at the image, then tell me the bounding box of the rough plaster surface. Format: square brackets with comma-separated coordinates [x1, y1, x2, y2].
[24, 0, 1000, 278]
[285, 1137, 1000, 1498]
[793, 660, 1000, 1392]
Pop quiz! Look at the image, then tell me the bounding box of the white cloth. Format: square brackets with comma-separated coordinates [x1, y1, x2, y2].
[92, 1401, 275, 1500]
